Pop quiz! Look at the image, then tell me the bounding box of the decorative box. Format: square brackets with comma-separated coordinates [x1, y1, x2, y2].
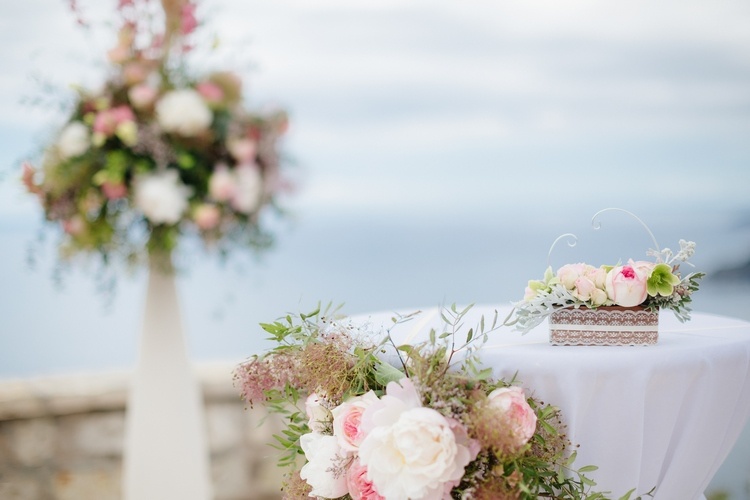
[548, 306, 659, 346]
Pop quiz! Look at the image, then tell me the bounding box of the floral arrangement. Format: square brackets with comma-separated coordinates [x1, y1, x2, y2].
[506, 210, 704, 334]
[234, 304, 650, 500]
[22, 0, 288, 267]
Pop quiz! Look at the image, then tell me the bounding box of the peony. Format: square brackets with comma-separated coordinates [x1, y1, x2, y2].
[346, 457, 385, 500]
[605, 260, 650, 307]
[358, 379, 476, 500]
[57, 121, 90, 160]
[299, 432, 349, 499]
[231, 164, 264, 214]
[208, 164, 236, 202]
[155, 89, 213, 137]
[485, 386, 537, 452]
[332, 391, 379, 452]
[133, 169, 191, 225]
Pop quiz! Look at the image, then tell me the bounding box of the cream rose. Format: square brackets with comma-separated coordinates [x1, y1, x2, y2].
[156, 89, 213, 136]
[57, 121, 90, 160]
[133, 170, 191, 225]
[299, 432, 348, 498]
[305, 393, 332, 433]
[605, 260, 650, 307]
[486, 386, 538, 452]
[556, 263, 587, 290]
[332, 391, 379, 452]
[358, 379, 476, 500]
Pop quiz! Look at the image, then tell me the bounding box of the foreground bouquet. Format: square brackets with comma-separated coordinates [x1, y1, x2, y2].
[22, 0, 288, 266]
[235, 304, 647, 499]
[507, 210, 704, 335]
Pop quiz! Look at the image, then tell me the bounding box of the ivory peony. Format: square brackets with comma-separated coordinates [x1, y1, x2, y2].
[57, 122, 90, 160]
[299, 432, 348, 499]
[133, 170, 191, 225]
[156, 89, 213, 136]
[357, 379, 476, 500]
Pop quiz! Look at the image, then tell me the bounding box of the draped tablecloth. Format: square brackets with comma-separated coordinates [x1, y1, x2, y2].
[354, 305, 750, 500]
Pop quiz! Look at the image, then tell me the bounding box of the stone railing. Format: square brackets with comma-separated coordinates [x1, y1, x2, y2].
[0, 362, 285, 499]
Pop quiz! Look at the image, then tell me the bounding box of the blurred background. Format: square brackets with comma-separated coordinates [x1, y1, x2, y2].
[1, 0, 749, 496]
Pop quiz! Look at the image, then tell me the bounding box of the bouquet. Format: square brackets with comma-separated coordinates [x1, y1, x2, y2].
[234, 304, 651, 500]
[22, 0, 288, 268]
[506, 210, 704, 335]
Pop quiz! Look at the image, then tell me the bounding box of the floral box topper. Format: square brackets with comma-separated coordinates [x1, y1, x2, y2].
[505, 208, 704, 338]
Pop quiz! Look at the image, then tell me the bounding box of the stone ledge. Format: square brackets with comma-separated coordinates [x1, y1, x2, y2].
[0, 360, 245, 421]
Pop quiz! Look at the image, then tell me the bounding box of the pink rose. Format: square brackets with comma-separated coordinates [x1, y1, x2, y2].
[181, 2, 198, 35]
[556, 263, 587, 290]
[486, 387, 537, 452]
[62, 216, 86, 236]
[331, 392, 379, 453]
[208, 164, 237, 202]
[227, 138, 257, 163]
[101, 181, 127, 200]
[93, 106, 135, 137]
[197, 82, 224, 105]
[122, 61, 150, 85]
[585, 266, 607, 289]
[129, 84, 158, 109]
[605, 260, 649, 307]
[193, 204, 221, 230]
[346, 458, 384, 500]
[572, 276, 596, 301]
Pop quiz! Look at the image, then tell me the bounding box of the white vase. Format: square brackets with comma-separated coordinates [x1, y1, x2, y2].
[122, 255, 212, 500]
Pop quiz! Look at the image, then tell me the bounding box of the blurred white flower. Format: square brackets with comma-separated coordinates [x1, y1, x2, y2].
[156, 89, 212, 136]
[231, 164, 263, 214]
[57, 121, 90, 160]
[133, 170, 191, 224]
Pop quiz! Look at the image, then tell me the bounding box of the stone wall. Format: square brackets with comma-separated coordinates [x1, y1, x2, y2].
[0, 363, 285, 499]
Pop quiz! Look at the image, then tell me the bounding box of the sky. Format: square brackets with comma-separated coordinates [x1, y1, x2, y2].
[2, 0, 750, 220]
[1, 1, 750, 493]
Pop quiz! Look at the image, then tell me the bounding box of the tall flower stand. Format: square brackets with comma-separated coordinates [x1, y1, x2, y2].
[122, 255, 212, 499]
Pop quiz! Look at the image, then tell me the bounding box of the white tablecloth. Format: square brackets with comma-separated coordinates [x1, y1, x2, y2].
[354, 306, 750, 500]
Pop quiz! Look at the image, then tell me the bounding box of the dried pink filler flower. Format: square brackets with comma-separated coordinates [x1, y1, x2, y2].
[234, 353, 301, 406]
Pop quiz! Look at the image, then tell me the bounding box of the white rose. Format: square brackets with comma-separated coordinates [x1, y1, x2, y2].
[358, 379, 474, 500]
[57, 121, 90, 160]
[133, 170, 191, 225]
[299, 433, 349, 499]
[305, 393, 332, 433]
[155, 89, 212, 136]
[231, 164, 264, 214]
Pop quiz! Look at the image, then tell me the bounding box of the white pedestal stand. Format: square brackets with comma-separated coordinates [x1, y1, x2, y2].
[122, 257, 212, 500]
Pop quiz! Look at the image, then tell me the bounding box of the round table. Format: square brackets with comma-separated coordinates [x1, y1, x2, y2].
[353, 305, 750, 500]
